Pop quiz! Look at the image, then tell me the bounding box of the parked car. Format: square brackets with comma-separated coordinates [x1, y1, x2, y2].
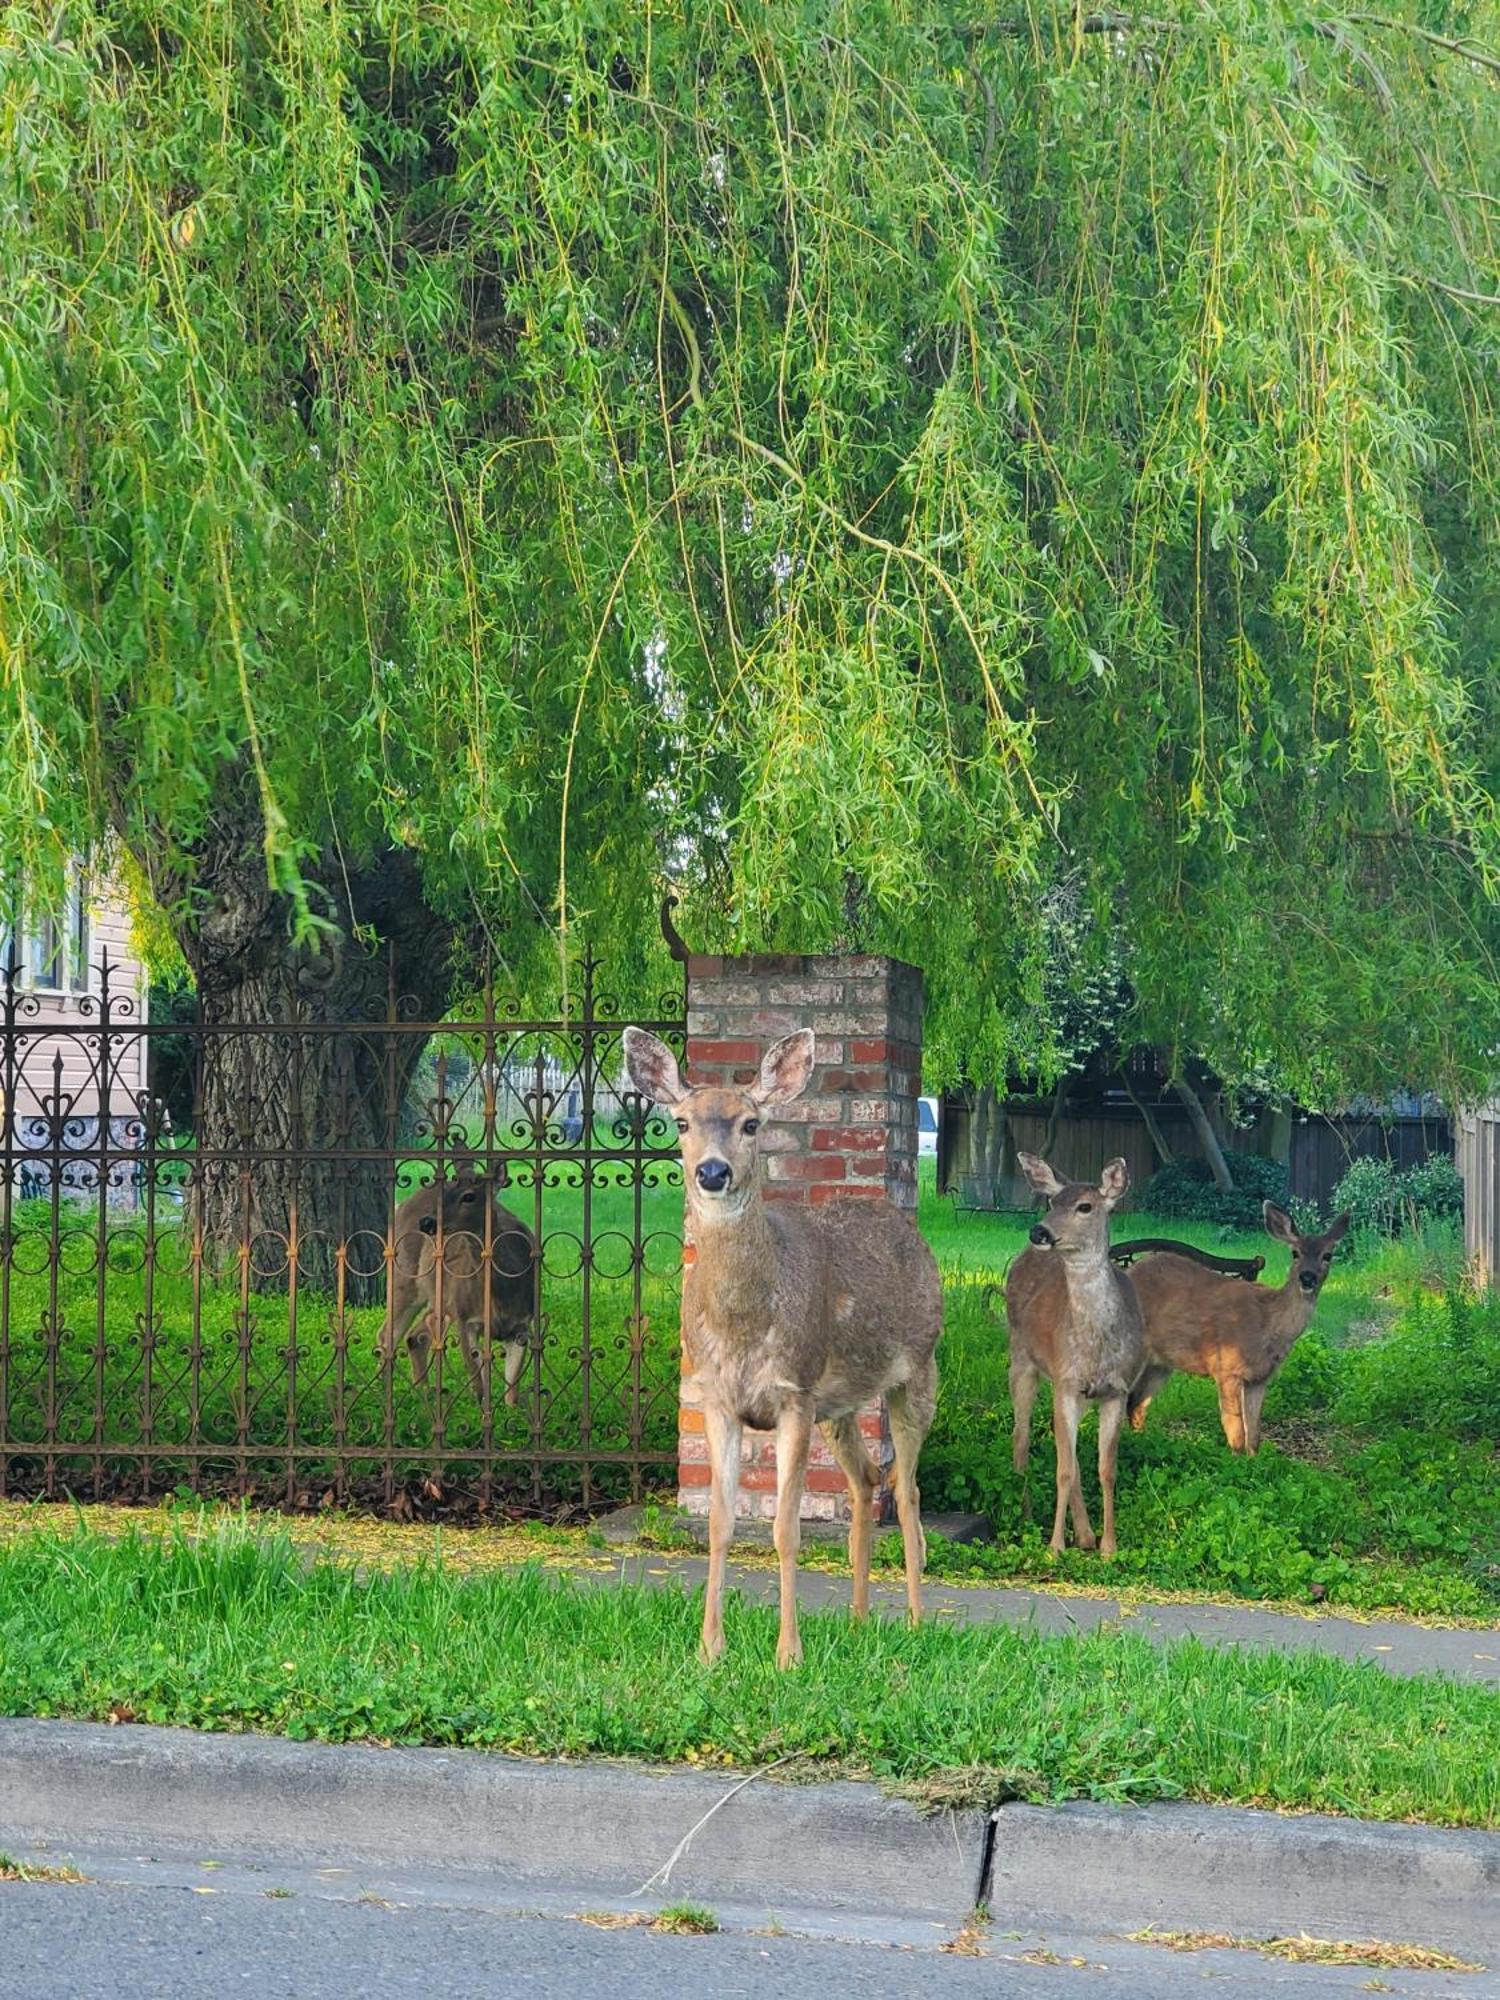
[918, 1096, 938, 1158]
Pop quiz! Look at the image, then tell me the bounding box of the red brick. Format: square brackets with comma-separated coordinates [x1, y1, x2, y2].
[850, 1039, 891, 1063]
[847, 1155, 888, 1177]
[804, 1466, 852, 1494]
[767, 1154, 843, 1181]
[811, 1127, 886, 1152]
[691, 1039, 761, 1065]
[680, 1407, 704, 1433]
[678, 1462, 711, 1488]
[809, 1182, 886, 1204]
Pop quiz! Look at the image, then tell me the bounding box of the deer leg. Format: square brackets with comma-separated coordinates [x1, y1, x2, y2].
[700, 1404, 742, 1665]
[1215, 1371, 1249, 1453]
[772, 1398, 814, 1669]
[405, 1317, 433, 1389]
[1242, 1379, 1270, 1456]
[1097, 1394, 1126, 1558]
[824, 1413, 880, 1621]
[1127, 1362, 1172, 1434]
[501, 1338, 527, 1409]
[455, 1321, 489, 1401]
[1051, 1389, 1093, 1553]
[888, 1365, 935, 1624]
[1009, 1351, 1038, 1492]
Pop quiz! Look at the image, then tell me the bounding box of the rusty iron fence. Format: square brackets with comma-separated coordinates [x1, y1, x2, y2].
[0, 951, 686, 1515]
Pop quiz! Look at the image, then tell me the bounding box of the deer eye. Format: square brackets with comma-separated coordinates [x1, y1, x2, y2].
[742, 1119, 759, 1135]
[675, 1117, 689, 1134]
[1077, 1202, 1093, 1214]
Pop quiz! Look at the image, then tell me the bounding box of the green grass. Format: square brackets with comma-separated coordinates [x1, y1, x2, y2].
[0, 1524, 1494, 1828]
[2, 1167, 1496, 1620]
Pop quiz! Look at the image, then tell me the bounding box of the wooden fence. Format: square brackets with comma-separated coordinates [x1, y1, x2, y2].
[1456, 1104, 1500, 1283]
[943, 1098, 1452, 1217]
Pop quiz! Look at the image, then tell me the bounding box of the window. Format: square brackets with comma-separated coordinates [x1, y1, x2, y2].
[7, 867, 92, 996]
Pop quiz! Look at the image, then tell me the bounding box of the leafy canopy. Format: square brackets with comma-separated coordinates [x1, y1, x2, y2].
[2, 0, 1497, 1095]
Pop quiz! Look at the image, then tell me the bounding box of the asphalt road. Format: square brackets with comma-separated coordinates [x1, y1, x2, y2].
[2, 1876, 1489, 2000]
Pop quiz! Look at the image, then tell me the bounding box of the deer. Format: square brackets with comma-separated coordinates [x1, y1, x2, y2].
[622, 1025, 942, 1669]
[1124, 1202, 1351, 1454]
[1004, 1152, 1144, 1558]
[380, 1150, 540, 1407]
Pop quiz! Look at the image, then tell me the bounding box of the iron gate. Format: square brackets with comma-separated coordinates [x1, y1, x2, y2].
[0, 950, 686, 1514]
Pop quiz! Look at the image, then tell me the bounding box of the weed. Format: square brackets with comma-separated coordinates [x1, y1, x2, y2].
[652, 1902, 719, 1935]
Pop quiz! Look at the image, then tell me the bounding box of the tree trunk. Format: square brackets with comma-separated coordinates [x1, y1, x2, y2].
[970, 1084, 992, 1188]
[1120, 1066, 1175, 1167]
[1171, 1073, 1234, 1193]
[1258, 1105, 1293, 1167]
[982, 1083, 1006, 1187]
[1040, 1074, 1068, 1162]
[164, 780, 459, 1305]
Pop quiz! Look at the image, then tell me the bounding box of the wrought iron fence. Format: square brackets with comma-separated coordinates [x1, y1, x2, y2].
[0, 951, 686, 1515]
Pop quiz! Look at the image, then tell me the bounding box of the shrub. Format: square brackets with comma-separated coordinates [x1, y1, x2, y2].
[1397, 1155, 1464, 1224]
[1141, 1150, 1294, 1230]
[1331, 1156, 1401, 1236]
[1331, 1152, 1464, 1237]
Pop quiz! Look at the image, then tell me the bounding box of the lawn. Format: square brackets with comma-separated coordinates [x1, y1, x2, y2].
[1, 1165, 1496, 1620]
[0, 1523, 1494, 1829]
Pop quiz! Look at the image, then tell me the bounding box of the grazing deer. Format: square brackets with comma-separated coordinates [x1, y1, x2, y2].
[1004, 1153, 1144, 1557]
[381, 1152, 540, 1406]
[622, 1026, 942, 1669]
[1125, 1202, 1351, 1454]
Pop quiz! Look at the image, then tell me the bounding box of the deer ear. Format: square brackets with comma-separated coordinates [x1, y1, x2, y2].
[1099, 1157, 1130, 1207]
[753, 1028, 815, 1108]
[1262, 1200, 1297, 1244]
[1323, 1210, 1352, 1247]
[1017, 1152, 1065, 1198]
[622, 1027, 686, 1106]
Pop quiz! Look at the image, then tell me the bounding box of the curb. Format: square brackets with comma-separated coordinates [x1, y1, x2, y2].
[987, 1801, 1500, 1958]
[0, 1720, 984, 1927]
[2, 1719, 1495, 1954]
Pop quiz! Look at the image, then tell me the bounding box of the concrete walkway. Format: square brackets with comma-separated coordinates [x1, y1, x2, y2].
[586, 1550, 1500, 1683]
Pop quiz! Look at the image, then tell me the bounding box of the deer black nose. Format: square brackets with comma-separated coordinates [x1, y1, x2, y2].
[1029, 1224, 1055, 1247]
[1300, 1270, 1318, 1291]
[696, 1159, 732, 1193]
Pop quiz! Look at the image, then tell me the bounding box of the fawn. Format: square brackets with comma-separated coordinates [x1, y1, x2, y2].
[622, 1025, 942, 1669]
[1004, 1152, 1144, 1557]
[1125, 1201, 1351, 1454]
[380, 1151, 539, 1406]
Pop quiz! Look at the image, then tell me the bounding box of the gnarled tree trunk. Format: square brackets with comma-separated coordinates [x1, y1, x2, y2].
[159, 783, 458, 1305]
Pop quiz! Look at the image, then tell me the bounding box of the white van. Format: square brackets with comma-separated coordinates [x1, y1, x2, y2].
[917, 1096, 939, 1157]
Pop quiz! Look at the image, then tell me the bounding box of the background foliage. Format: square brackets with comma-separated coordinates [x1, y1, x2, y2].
[3, 0, 1498, 1091]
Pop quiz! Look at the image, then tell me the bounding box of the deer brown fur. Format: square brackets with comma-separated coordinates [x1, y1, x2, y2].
[380, 1154, 539, 1406]
[1125, 1202, 1350, 1454]
[1005, 1152, 1144, 1557]
[623, 1026, 942, 1669]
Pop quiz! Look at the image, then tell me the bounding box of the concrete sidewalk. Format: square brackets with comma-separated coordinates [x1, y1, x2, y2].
[2, 1721, 1495, 1961]
[576, 1547, 1500, 1683]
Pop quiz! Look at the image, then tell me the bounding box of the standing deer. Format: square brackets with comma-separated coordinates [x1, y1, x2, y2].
[381, 1153, 540, 1407]
[1005, 1152, 1144, 1557]
[622, 1025, 942, 1669]
[1125, 1202, 1351, 1454]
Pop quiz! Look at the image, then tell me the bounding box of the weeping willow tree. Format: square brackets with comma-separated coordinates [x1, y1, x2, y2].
[3, 1, 1499, 1211]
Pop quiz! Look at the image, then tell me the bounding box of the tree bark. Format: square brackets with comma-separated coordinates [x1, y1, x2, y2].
[1040, 1074, 1068, 1161]
[158, 777, 459, 1305]
[1171, 1073, 1234, 1193]
[970, 1083, 992, 1188]
[1120, 1065, 1175, 1167]
[981, 1083, 1006, 1186]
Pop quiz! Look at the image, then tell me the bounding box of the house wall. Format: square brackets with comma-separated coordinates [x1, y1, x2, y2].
[3, 888, 151, 1197]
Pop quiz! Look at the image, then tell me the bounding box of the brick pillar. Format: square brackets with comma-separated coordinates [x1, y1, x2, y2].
[676, 953, 923, 1524]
